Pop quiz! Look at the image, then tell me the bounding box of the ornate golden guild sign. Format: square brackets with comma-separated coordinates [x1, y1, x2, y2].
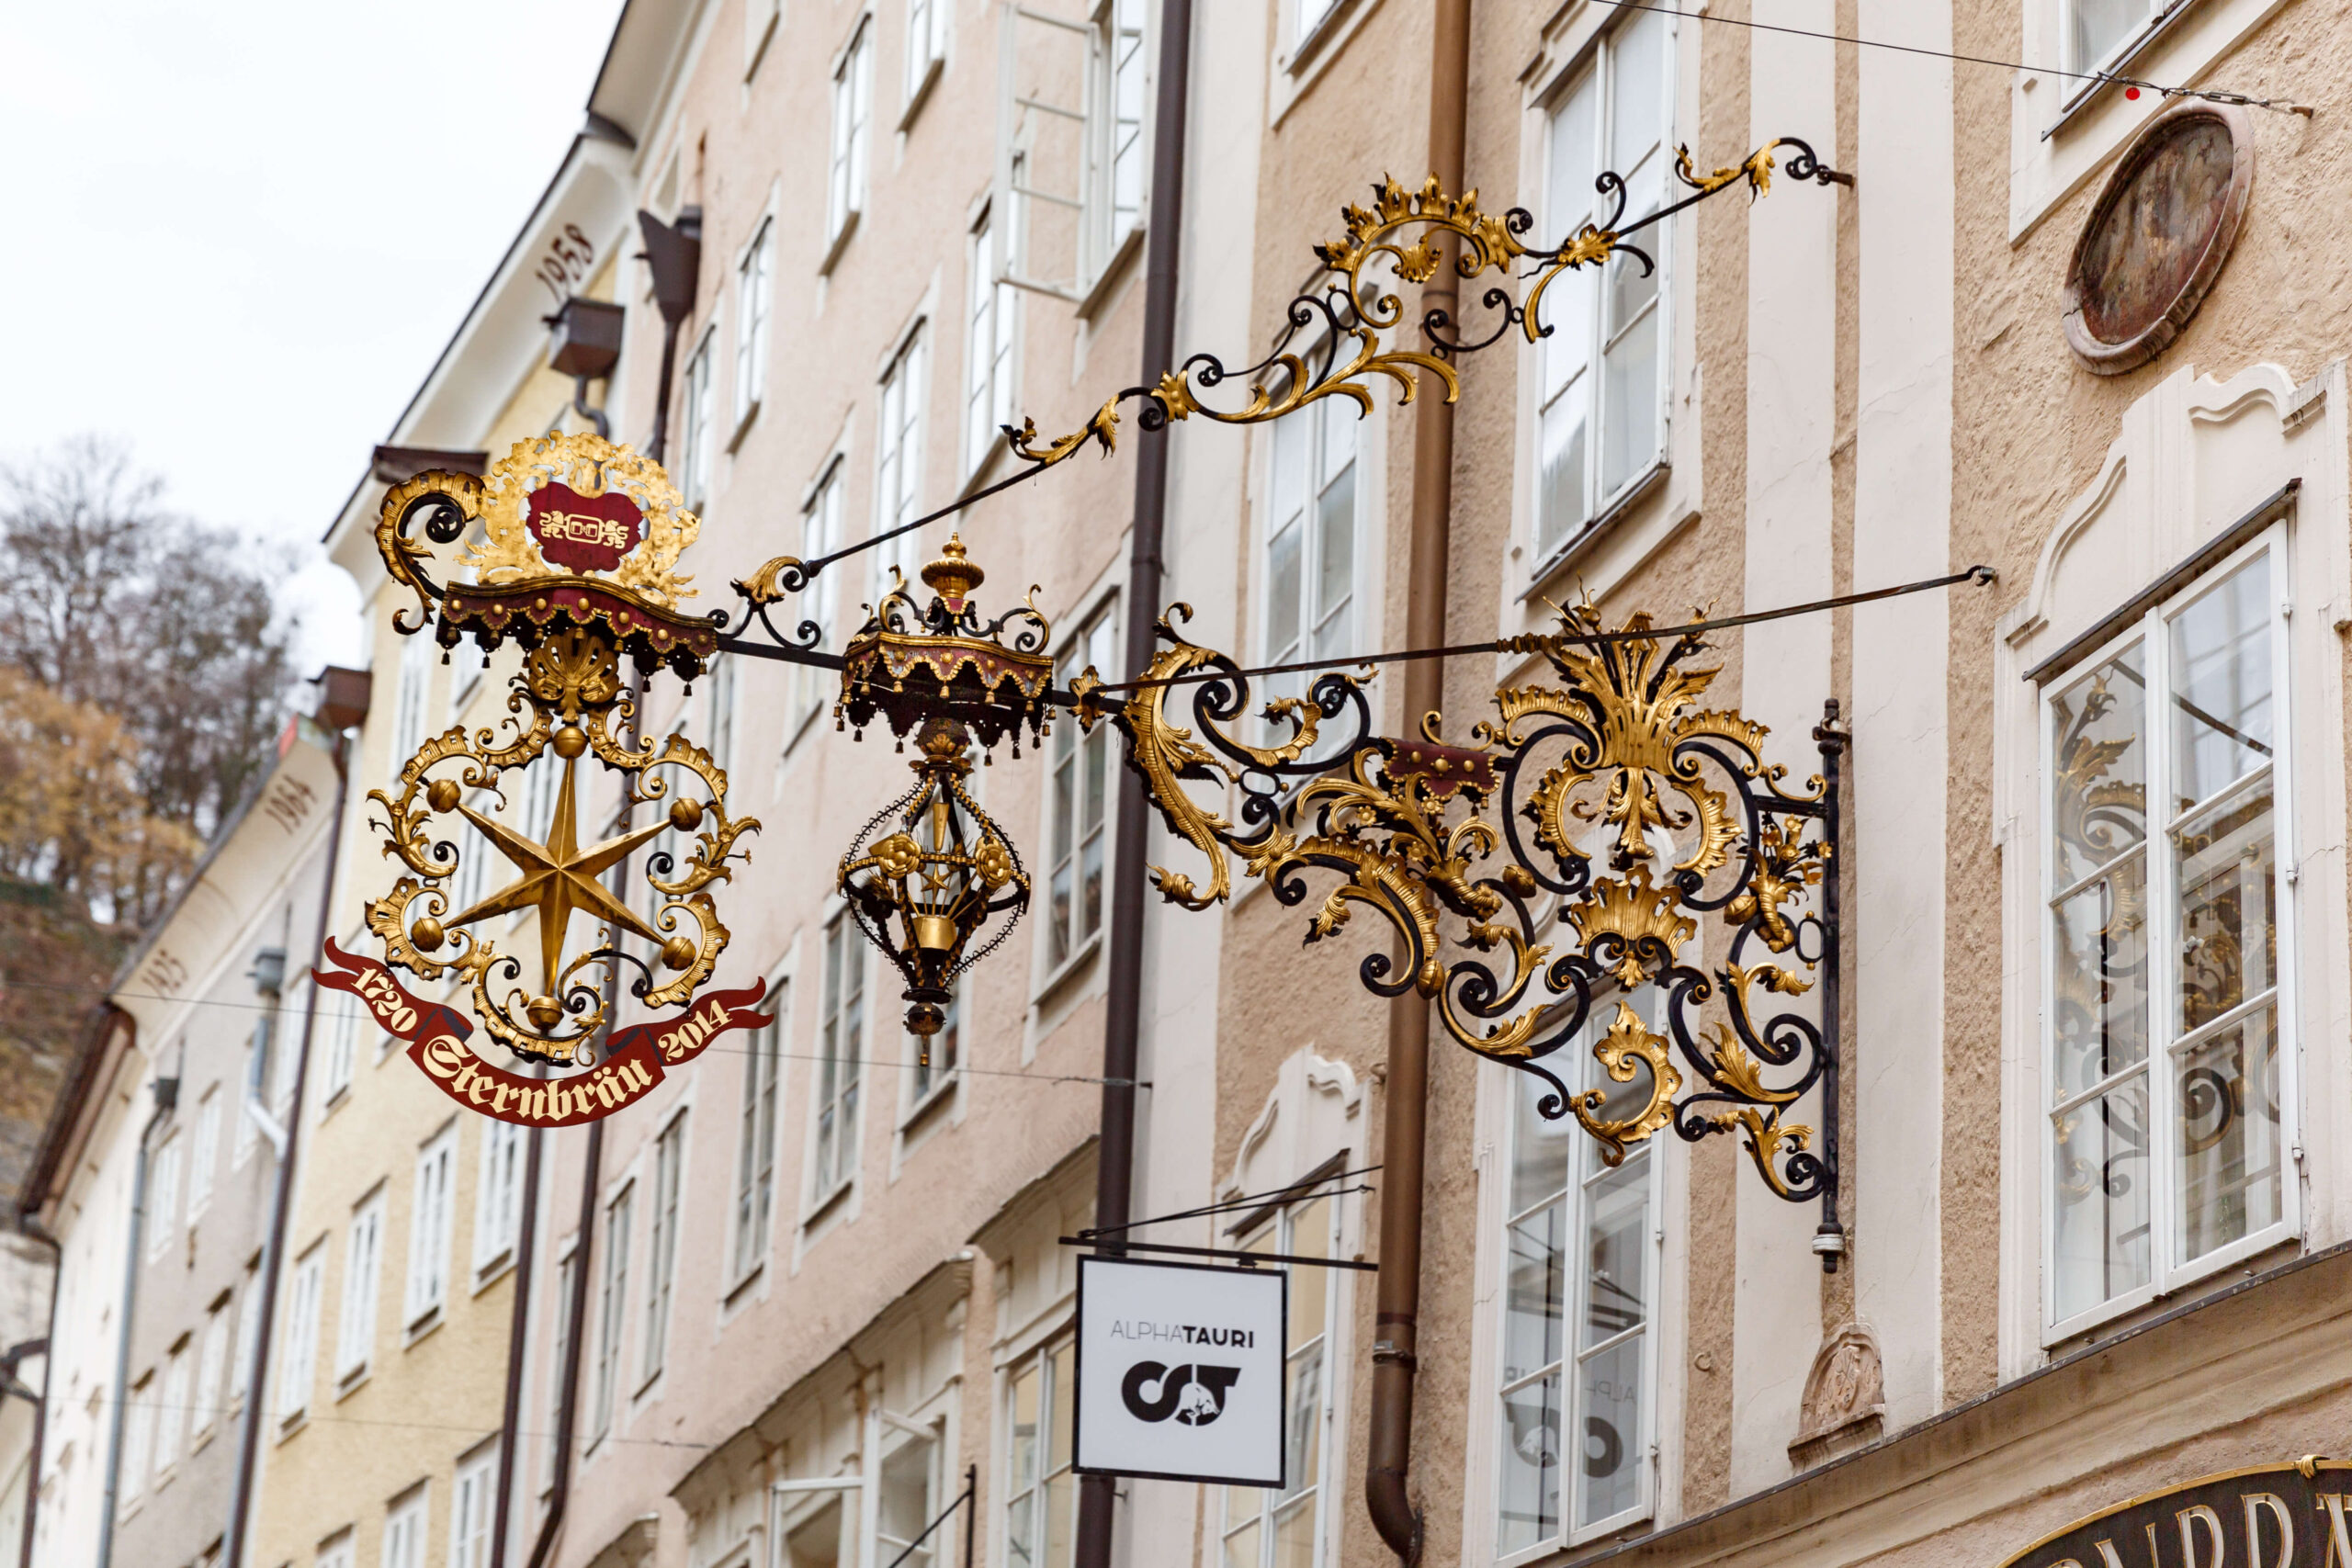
[323, 432, 766, 1126]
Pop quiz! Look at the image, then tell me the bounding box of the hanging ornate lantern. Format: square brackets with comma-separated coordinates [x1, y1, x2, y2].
[841, 716, 1030, 1040]
[833, 537, 1043, 1037]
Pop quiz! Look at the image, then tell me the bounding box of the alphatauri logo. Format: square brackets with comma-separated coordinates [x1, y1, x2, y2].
[1120, 1362, 1242, 1427]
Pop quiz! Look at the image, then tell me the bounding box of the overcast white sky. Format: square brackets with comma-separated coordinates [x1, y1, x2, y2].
[0, 0, 629, 671]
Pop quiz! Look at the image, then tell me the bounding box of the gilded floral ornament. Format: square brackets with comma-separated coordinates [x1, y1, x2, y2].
[1093, 599, 1851, 1248]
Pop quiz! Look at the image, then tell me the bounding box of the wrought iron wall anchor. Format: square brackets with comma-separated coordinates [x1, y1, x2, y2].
[1084, 602, 1851, 1259]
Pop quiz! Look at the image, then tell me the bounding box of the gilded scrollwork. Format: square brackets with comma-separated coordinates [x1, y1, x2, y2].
[1106, 596, 1848, 1211]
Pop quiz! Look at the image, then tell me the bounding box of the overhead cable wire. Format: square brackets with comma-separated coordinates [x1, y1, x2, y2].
[1585, 0, 2314, 116]
[1091, 565, 1997, 694]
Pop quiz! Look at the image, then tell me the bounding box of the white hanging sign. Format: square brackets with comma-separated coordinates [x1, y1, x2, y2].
[1072, 1255, 1288, 1486]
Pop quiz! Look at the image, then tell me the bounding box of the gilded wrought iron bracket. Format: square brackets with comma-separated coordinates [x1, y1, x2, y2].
[1098, 603, 1850, 1262]
[717, 141, 1838, 634]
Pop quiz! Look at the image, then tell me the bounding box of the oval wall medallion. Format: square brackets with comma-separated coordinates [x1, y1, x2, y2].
[2063, 100, 2254, 375]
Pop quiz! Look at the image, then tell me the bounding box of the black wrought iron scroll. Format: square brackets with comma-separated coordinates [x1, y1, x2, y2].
[1100, 602, 1851, 1262]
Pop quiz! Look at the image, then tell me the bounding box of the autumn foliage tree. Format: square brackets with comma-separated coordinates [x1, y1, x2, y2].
[0, 435, 299, 926]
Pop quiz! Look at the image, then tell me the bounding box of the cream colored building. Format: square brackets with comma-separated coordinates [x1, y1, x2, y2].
[242, 126, 646, 1568]
[232, 0, 2352, 1567]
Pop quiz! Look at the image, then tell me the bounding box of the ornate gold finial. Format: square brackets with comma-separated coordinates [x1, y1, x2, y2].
[921, 533, 984, 603]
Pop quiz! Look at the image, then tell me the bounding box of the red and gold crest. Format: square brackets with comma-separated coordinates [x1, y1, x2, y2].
[344, 431, 760, 1124]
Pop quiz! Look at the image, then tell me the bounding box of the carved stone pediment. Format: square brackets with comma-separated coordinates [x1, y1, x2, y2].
[1789, 1322, 1884, 1470]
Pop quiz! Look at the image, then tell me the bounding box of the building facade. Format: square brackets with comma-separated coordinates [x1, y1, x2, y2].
[86, 2, 2352, 1568]
[19, 723, 347, 1568]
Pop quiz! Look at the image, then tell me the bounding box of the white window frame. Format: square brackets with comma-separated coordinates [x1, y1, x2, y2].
[875, 321, 930, 592]
[147, 1133, 181, 1258]
[793, 456, 849, 740]
[543, 1235, 578, 1494]
[2063, 0, 2182, 98]
[641, 1110, 687, 1388]
[1082, 0, 1148, 283]
[736, 219, 775, 433]
[828, 17, 876, 255]
[2037, 527, 2301, 1341]
[321, 987, 362, 1107]
[389, 628, 434, 781]
[810, 914, 866, 1205]
[153, 1343, 189, 1480]
[383, 1483, 429, 1568]
[405, 1125, 458, 1328]
[707, 650, 739, 778]
[451, 1441, 497, 1568]
[592, 1183, 634, 1443]
[1526, 6, 1676, 572]
[194, 1301, 231, 1438]
[232, 1258, 260, 1408]
[1259, 386, 1363, 710]
[1001, 1334, 1078, 1568]
[335, 1190, 386, 1385]
[1042, 604, 1118, 976]
[906, 0, 948, 116]
[732, 975, 787, 1283]
[317, 1532, 356, 1568]
[121, 1371, 154, 1506]
[278, 1244, 324, 1427]
[187, 1086, 220, 1218]
[1217, 1195, 1343, 1568]
[964, 205, 1021, 479]
[1490, 1007, 1664, 1559]
[473, 1119, 526, 1284]
[679, 328, 718, 513]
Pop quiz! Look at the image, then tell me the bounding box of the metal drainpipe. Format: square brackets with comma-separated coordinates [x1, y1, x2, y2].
[514, 208, 693, 1568]
[16, 1217, 59, 1568]
[96, 1066, 174, 1568]
[1365, 4, 1470, 1562]
[1074, 3, 1192, 1567]
[223, 728, 350, 1568]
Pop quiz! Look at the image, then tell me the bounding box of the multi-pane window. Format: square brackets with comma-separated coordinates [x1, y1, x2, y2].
[880, 1424, 944, 1568]
[966, 209, 1019, 474]
[1046, 610, 1118, 969]
[1005, 1338, 1077, 1568]
[1220, 1196, 1340, 1568]
[188, 1086, 220, 1216]
[679, 333, 717, 513]
[122, 1372, 154, 1505]
[318, 1532, 356, 1568]
[336, 1192, 385, 1382]
[733, 987, 785, 1278]
[642, 1113, 686, 1382]
[154, 1344, 189, 1477]
[322, 988, 363, 1104]
[737, 220, 774, 422]
[1084, 0, 1147, 277]
[194, 1301, 230, 1437]
[592, 1185, 633, 1440]
[1533, 6, 1671, 561]
[1263, 392, 1358, 718]
[2070, 0, 2167, 75]
[876, 327, 929, 591]
[383, 1485, 428, 1568]
[707, 651, 738, 776]
[2042, 539, 2293, 1332]
[1292, 0, 1340, 48]
[911, 993, 957, 1104]
[232, 1258, 260, 1406]
[1496, 1008, 1657, 1551]
[451, 1444, 497, 1568]
[147, 1133, 181, 1258]
[796, 460, 847, 731]
[830, 20, 875, 244]
[474, 1120, 525, 1280]
[544, 1242, 576, 1491]
[907, 0, 947, 100]
[390, 630, 434, 781]
[278, 1246, 324, 1423]
[814, 917, 865, 1197]
[406, 1128, 457, 1325]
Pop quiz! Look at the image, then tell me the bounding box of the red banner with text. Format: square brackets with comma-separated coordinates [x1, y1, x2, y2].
[311, 938, 771, 1126]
